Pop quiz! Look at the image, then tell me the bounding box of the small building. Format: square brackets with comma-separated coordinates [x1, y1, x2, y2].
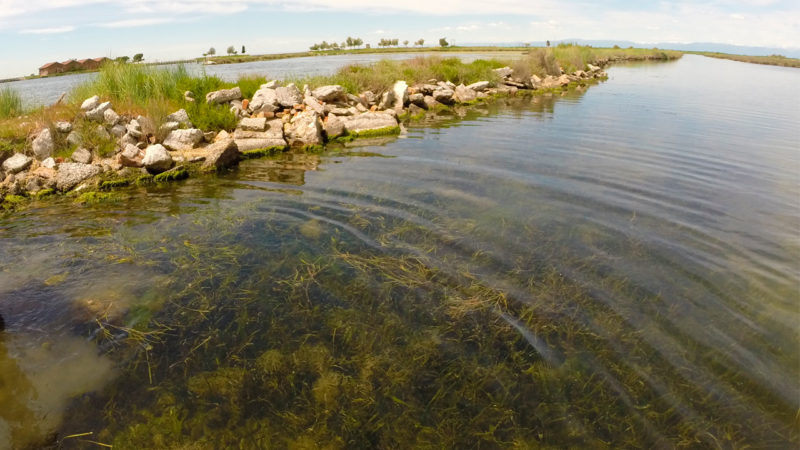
[38, 62, 64, 76]
[61, 59, 80, 72]
[77, 57, 109, 71]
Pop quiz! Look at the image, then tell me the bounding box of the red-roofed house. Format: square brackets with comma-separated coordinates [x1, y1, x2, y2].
[38, 62, 64, 76]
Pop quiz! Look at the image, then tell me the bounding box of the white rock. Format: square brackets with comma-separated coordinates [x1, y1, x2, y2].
[262, 80, 279, 89]
[238, 117, 267, 132]
[206, 87, 242, 105]
[86, 101, 112, 121]
[324, 114, 345, 139]
[162, 129, 204, 151]
[118, 144, 143, 167]
[2, 153, 32, 174]
[81, 95, 100, 111]
[392, 81, 408, 110]
[250, 88, 280, 113]
[275, 85, 303, 108]
[342, 112, 399, 134]
[466, 81, 490, 92]
[454, 84, 478, 103]
[55, 121, 73, 134]
[71, 147, 93, 164]
[142, 144, 173, 172]
[41, 157, 57, 169]
[104, 108, 120, 125]
[312, 85, 345, 102]
[285, 111, 323, 146]
[166, 109, 192, 127]
[32, 128, 54, 160]
[55, 163, 101, 191]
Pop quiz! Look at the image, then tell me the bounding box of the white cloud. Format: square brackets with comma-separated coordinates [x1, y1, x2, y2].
[19, 25, 75, 34]
[99, 18, 174, 28]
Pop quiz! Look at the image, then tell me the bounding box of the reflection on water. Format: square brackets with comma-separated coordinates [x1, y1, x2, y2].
[0, 55, 798, 447]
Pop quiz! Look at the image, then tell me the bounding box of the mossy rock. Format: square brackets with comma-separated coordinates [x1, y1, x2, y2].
[135, 174, 154, 186]
[153, 166, 189, 183]
[75, 191, 118, 204]
[350, 126, 401, 139]
[99, 179, 131, 191]
[1, 194, 27, 210]
[241, 146, 287, 159]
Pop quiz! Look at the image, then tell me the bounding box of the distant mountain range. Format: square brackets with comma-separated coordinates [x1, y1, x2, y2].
[460, 40, 800, 58]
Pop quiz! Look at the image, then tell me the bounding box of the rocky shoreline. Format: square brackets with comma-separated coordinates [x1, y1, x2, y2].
[0, 64, 607, 210]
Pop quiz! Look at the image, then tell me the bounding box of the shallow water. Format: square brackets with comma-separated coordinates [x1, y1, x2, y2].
[6, 51, 524, 108]
[0, 55, 798, 448]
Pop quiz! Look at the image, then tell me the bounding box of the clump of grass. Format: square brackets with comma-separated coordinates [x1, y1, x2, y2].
[185, 101, 237, 132]
[0, 87, 24, 119]
[291, 57, 506, 94]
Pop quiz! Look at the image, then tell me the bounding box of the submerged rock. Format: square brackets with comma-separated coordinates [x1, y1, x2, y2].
[56, 163, 101, 191]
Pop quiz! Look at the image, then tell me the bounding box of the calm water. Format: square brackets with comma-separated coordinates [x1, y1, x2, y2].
[0, 55, 798, 448]
[6, 51, 524, 108]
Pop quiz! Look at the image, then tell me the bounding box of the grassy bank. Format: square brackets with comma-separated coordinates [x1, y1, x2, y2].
[0, 87, 24, 119]
[690, 51, 800, 68]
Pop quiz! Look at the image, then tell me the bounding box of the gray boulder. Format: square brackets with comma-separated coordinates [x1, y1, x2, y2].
[262, 80, 279, 89]
[81, 95, 100, 111]
[285, 111, 323, 146]
[303, 96, 325, 115]
[166, 109, 193, 127]
[126, 120, 143, 139]
[454, 85, 478, 103]
[238, 117, 267, 132]
[378, 91, 395, 110]
[94, 125, 111, 141]
[312, 85, 345, 102]
[142, 144, 173, 173]
[160, 122, 180, 134]
[466, 81, 490, 92]
[41, 157, 57, 169]
[433, 88, 455, 104]
[342, 112, 398, 134]
[55, 163, 101, 191]
[493, 67, 513, 79]
[66, 131, 83, 147]
[117, 144, 143, 167]
[235, 138, 287, 152]
[249, 88, 280, 113]
[408, 93, 426, 107]
[55, 121, 73, 134]
[206, 87, 242, 105]
[71, 147, 93, 164]
[104, 108, 120, 125]
[85, 101, 112, 121]
[324, 114, 345, 139]
[110, 124, 127, 138]
[163, 129, 204, 151]
[276, 84, 303, 108]
[2, 153, 32, 174]
[32, 128, 55, 160]
[201, 139, 239, 171]
[423, 95, 439, 110]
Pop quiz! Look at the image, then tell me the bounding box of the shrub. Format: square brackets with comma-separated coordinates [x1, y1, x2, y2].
[0, 87, 24, 119]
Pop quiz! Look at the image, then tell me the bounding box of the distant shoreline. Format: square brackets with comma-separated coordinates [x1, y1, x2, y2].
[3, 46, 795, 86]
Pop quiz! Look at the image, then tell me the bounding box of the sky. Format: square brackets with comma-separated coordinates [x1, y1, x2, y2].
[0, 0, 798, 78]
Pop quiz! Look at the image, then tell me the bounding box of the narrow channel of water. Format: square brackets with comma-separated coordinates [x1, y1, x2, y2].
[0, 55, 798, 448]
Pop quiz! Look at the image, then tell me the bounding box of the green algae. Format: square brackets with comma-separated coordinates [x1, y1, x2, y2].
[1, 194, 26, 211]
[240, 145, 287, 159]
[349, 126, 401, 138]
[153, 166, 189, 183]
[74, 191, 119, 204]
[99, 179, 131, 190]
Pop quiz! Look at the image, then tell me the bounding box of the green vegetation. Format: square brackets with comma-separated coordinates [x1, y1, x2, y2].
[74, 191, 118, 204]
[0, 87, 24, 119]
[153, 166, 189, 182]
[691, 51, 800, 68]
[349, 126, 402, 138]
[241, 146, 288, 159]
[99, 179, 131, 190]
[0, 194, 26, 210]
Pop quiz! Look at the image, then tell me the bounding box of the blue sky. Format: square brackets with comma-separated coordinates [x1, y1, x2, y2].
[1, 0, 798, 78]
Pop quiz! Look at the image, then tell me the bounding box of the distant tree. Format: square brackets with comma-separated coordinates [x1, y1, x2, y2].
[403, 40, 409, 47]
[207, 47, 216, 56]
[242, 45, 246, 54]
[115, 56, 130, 63]
[524, 42, 530, 48]
[320, 41, 329, 50]
[392, 38, 399, 46]
[365, 43, 370, 49]
[439, 37, 448, 47]
[546, 40, 550, 47]
[415, 38, 424, 46]
[227, 46, 237, 55]
[310, 43, 319, 51]
[355, 38, 363, 48]
[132, 53, 144, 62]
[613, 44, 620, 49]
[332, 42, 340, 49]
[341, 42, 346, 49]
[346, 36, 354, 48]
